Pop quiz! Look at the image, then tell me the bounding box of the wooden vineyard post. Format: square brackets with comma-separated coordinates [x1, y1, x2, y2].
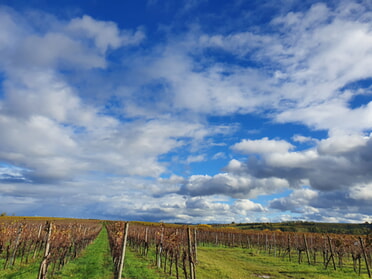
[359, 237, 371, 278]
[156, 226, 164, 269]
[116, 222, 129, 279]
[287, 234, 291, 262]
[143, 227, 149, 256]
[193, 229, 197, 263]
[33, 224, 44, 259]
[7, 223, 23, 267]
[38, 221, 52, 279]
[325, 235, 336, 270]
[187, 227, 196, 279]
[303, 234, 311, 265]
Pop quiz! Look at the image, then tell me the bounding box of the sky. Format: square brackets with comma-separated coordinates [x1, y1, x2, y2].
[0, 0, 372, 224]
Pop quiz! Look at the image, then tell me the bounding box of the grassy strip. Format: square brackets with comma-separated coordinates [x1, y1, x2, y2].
[197, 246, 370, 279]
[0, 243, 44, 279]
[52, 227, 114, 279]
[0, 259, 41, 279]
[122, 248, 175, 279]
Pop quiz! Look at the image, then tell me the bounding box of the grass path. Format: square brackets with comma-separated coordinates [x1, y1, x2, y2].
[53, 227, 115, 279]
[0, 227, 114, 279]
[53, 226, 174, 279]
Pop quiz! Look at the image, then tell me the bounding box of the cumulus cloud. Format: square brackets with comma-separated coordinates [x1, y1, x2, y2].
[269, 186, 372, 223]
[270, 187, 319, 213]
[349, 183, 372, 201]
[317, 133, 370, 154]
[232, 137, 294, 154]
[223, 133, 372, 222]
[179, 172, 289, 199]
[230, 134, 372, 191]
[233, 199, 266, 214]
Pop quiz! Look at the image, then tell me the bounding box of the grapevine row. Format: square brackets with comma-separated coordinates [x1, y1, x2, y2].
[105, 221, 197, 279]
[0, 219, 102, 278]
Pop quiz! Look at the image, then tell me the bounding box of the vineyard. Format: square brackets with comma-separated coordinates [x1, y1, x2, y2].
[0, 217, 371, 278]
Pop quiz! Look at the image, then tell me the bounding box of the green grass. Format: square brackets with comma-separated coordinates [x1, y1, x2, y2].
[0, 244, 44, 279]
[52, 227, 114, 279]
[122, 248, 176, 279]
[196, 246, 370, 279]
[0, 259, 41, 279]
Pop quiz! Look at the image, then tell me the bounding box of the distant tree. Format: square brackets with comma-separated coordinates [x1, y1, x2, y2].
[0, 212, 7, 216]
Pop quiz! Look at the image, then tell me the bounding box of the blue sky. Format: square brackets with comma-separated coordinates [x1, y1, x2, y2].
[0, 0, 372, 223]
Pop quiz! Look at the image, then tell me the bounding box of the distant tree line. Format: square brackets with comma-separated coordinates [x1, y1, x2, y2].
[215, 221, 372, 235]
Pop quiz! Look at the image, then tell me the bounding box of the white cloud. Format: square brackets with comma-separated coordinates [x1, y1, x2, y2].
[179, 172, 289, 199]
[230, 134, 372, 191]
[292, 135, 318, 143]
[269, 185, 372, 223]
[17, 33, 106, 69]
[119, 46, 275, 117]
[267, 3, 372, 134]
[186, 154, 206, 163]
[0, 8, 144, 72]
[232, 137, 294, 155]
[265, 149, 318, 168]
[0, 8, 25, 52]
[233, 199, 266, 214]
[222, 133, 372, 222]
[0, 114, 83, 181]
[199, 31, 274, 57]
[67, 15, 144, 53]
[270, 187, 318, 213]
[349, 183, 372, 201]
[3, 70, 102, 124]
[225, 159, 243, 171]
[317, 133, 369, 155]
[276, 98, 372, 134]
[212, 152, 226, 160]
[82, 118, 212, 177]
